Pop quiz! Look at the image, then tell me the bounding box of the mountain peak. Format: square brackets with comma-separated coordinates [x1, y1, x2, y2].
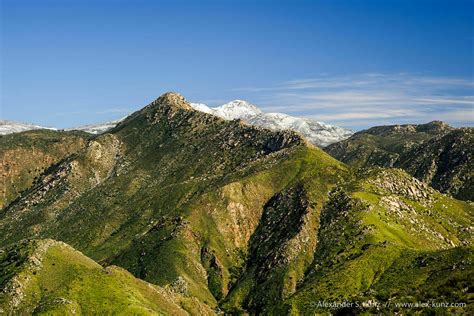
[214, 100, 263, 120]
[226, 99, 254, 106]
[417, 120, 452, 133]
[360, 121, 453, 137]
[149, 92, 192, 110]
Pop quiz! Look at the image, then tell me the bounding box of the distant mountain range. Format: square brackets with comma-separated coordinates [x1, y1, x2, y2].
[0, 119, 121, 136]
[0, 120, 56, 135]
[1, 100, 353, 146]
[70, 118, 125, 134]
[190, 100, 353, 146]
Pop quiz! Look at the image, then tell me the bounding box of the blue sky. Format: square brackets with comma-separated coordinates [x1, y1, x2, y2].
[1, 0, 473, 130]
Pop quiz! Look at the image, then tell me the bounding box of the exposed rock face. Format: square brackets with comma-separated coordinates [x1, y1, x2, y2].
[152, 92, 193, 110]
[215, 181, 269, 249]
[201, 247, 226, 300]
[248, 183, 312, 275]
[2, 133, 123, 232]
[365, 168, 434, 203]
[362, 120, 452, 137]
[325, 121, 473, 201]
[144, 92, 194, 124]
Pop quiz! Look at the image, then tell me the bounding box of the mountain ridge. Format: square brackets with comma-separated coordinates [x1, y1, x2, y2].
[1, 97, 353, 146]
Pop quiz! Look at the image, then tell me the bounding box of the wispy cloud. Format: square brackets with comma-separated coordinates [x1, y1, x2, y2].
[234, 73, 473, 129]
[315, 109, 419, 122]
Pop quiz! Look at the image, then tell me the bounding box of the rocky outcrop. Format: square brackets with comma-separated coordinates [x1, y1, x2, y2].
[365, 168, 435, 203]
[201, 247, 226, 300]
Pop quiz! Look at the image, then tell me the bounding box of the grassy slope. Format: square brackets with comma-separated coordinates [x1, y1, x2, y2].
[0, 130, 89, 208]
[0, 239, 213, 315]
[276, 168, 473, 314]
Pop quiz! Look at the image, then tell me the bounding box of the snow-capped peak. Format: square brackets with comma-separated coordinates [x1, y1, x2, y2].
[189, 101, 353, 147]
[213, 100, 263, 120]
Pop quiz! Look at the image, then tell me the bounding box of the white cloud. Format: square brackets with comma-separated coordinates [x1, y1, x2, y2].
[235, 73, 474, 129]
[412, 97, 474, 105]
[314, 109, 419, 121]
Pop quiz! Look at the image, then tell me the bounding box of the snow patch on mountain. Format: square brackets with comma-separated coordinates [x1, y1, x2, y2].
[0, 120, 57, 135]
[190, 101, 353, 146]
[189, 103, 215, 115]
[70, 118, 124, 134]
[0, 118, 123, 136]
[212, 100, 263, 120]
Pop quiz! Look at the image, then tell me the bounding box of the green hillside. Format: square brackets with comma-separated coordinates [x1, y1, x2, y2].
[0, 239, 213, 315]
